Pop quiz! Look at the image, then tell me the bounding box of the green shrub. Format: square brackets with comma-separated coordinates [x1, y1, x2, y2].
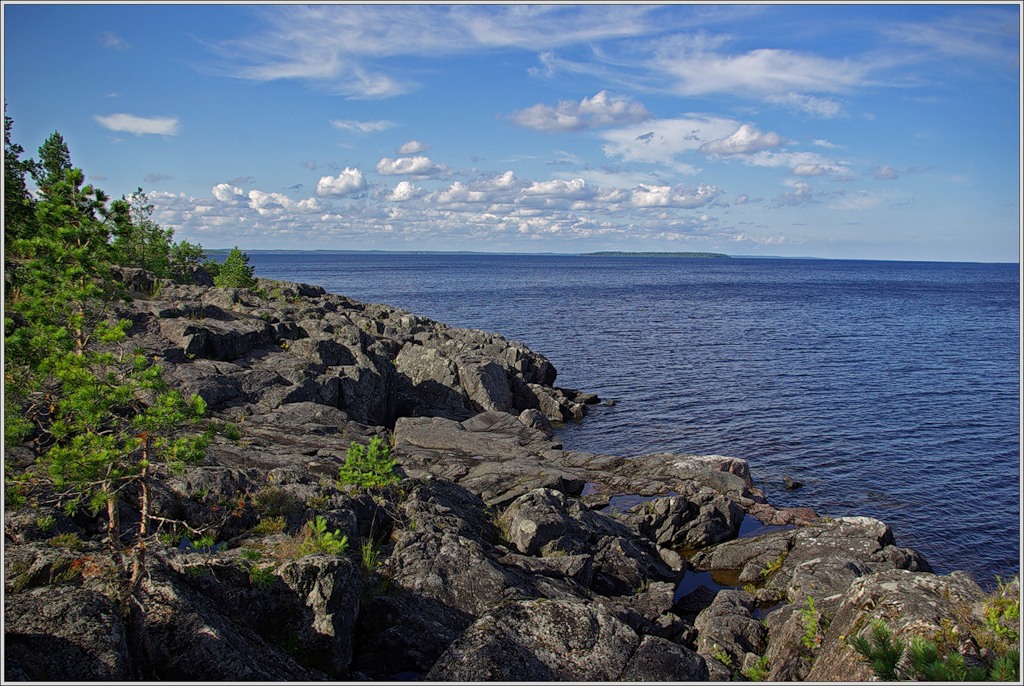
[253, 486, 300, 518]
[252, 516, 287, 534]
[213, 247, 257, 289]
[800, 596, 823, 651]
[47, 532, 82, 550]
[848, 618, 905, 680]
[744, 654, 770, 682]
[300, 515, 349, 555]
[849, 617, 1019, 682]
[338, 436, 399, 491]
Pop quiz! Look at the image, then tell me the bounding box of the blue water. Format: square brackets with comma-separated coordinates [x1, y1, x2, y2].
[246, 252, 1020, 588]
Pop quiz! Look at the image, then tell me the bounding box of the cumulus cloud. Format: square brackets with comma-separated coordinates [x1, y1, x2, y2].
[376, 156, 446, 176]
[509, 90, 651, 132]
[212, 183, 245, 202]
[398, 140, 430, 154]
[386, 181, 423, 201]
[315, 168, 367, 196]
[700, 124, 786, 155]
[331, 118, 395, 133]
[521, 178, 590, 198]
[94, 113, 180, 136]
[630, 184, 722, 208]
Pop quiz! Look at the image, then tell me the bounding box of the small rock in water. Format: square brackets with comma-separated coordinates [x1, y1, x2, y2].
[782, 475, 803, 490]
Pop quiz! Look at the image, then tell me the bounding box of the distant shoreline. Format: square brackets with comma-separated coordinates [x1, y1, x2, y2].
[581, 251, 730, 258]
[203, 249, 1017, 265]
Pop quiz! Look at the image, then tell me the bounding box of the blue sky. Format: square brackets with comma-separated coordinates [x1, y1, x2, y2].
[3, 2, 1020, 261]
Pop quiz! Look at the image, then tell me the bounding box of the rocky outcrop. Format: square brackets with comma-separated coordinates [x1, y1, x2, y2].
[426, 598, 710, 681]
[4, 270, 1009, 682]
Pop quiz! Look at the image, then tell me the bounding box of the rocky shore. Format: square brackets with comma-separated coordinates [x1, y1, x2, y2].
[3, 270, 1007, 681]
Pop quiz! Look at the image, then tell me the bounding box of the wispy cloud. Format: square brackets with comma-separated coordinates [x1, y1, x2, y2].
[210, 5, 675, 98]
[331, 118, 395, 133]
[872, 165, 900, 180]
[94, 113, 180, 136]
[100, 31, 129, 50]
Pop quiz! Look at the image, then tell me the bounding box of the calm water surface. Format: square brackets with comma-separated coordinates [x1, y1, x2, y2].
[247, 252, 1020, 588]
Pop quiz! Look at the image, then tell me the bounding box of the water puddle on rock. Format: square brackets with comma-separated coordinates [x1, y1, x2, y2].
[673, 514, 796, 618]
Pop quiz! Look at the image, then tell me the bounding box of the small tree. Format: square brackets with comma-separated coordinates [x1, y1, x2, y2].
[112, 187, 174, 278]
[214, 246, 258, 289]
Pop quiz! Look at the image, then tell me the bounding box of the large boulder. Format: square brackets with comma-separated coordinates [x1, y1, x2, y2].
[693, 589, 767, 674]
[499, 488, 676, 596]
[624, 485, 745, 550]
[426, 598, 708, 681]
[4, 584, 133, 681]
[804, 569, 986, 682]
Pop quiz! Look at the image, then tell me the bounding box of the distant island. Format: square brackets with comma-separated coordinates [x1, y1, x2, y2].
[582, 251, 731, 258]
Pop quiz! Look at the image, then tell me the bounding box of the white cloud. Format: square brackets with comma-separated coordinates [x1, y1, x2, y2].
[216, 5, 666, 97]
[521, 178, 590, 198]
[100, 31, 129, 50]
[829, 190, 884, 210]
[315, 168, 367, 196]
[872, 165, 900, 180]
[386, 181, 423, 202]
[768, 92, 843, 118]
[508, 90, 651, 132]
[600, 115, 739, 170]
[94, 113, 180, 136]
[743, 150, 851, 177]
[700, 124, 786, 155]
[376, 156, 446, 176]
[630, 184, 722, 209]
[509, 90, 651, 133]
[331, 118, 395, 133]
[398, 140, 430, 154]
[212, 183, 245, 202]
[773, 181, 818, 207]
[649, 37, 873, 97]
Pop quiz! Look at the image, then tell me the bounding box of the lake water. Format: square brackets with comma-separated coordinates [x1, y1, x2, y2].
[246, 252, 1020, 589]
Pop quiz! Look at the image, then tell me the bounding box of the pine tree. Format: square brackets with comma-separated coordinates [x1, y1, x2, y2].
[4, 106, 37, 246]
[4, 125, 212, 619]
[214, 246, 258, 289]
[112, 187, 174, 278]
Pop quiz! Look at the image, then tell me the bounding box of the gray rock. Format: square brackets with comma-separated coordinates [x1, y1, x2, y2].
[619, 635, 710, 681]
[160, 315, 274, 361]
[288, 336, 356, 366]
[140, 560, 325, 680]
[805, 569, 985, 682]
[694, 589, 766, 671]
[4, 584, 133, 681]
[426, 599, 640, 681]
[455, 355, 514, 413]
[278, 554, 363, 675]
[625, 486, 745, 550]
